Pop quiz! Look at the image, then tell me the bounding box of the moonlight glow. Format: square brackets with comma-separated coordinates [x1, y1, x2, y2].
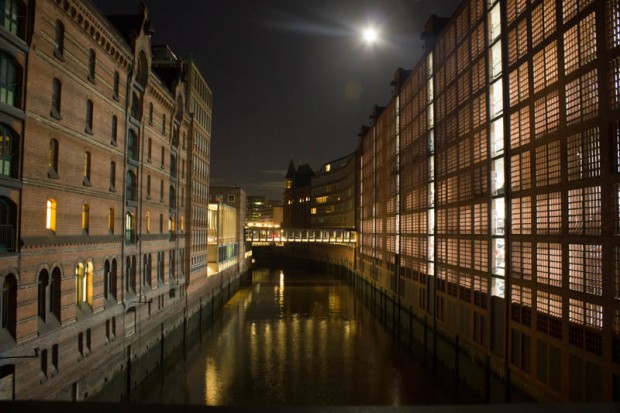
[362, 27, 378, 44]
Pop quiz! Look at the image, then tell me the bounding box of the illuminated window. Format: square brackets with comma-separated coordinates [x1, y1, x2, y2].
[607, 0, 620, 50]
[146, 211, 150, 233]
[75, 262, 93, 306]
[81, 204, 89, 234]
[325, 164, 331, 172]
[311, 207, 317, 215]
[569, 244, 602, 295]
[536, 243, 562, 287]
[180, 216, 184, 232]
[108, 208, 114, 234]
[46, 199, 57, 232]
[125, 212, 135, 243]
[567, 128, 600, 180]
[564, 13, 596, 74]
[566, 69, 599, 125]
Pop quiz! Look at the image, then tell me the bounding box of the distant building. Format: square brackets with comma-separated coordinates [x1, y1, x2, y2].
[311, 153, 356, 229]
[247, 196, 283, 227]
[209, 186, 250, 274]
[283, 160, 314, 228]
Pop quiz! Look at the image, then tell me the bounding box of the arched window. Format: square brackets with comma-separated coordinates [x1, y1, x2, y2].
[113, 72, 119, 99]
[127, 129, 138, 161]
[1, 0, 19, 35]
[46, 199, 57, 233]
[86, 261, 93, 306]
[146, 211, 150, 233]
[1, 273, 17, 338]
[49, 138, 59, 177]
[144, 253, 152, 288]
[50, 267, 61, 320]
[37, 269, 49, 321]
[54, 20, 65, 58]
[0, 196, 15, 252]
[109, 161, 116, 191]
[131, 256, 137, 293]
[148, 102, 153, 125]
[83, 151, 91, 184]
[0, 126, 11, 178]
[170, 154, 177, 178]
[125, 256, 133, 293]
[126, 171, 137, 201]
[125, 212, 135, 243]
[169, 185, 176, 209]
[51, 78, 62, 118]
[130, 91, 140, 120]
[81, 204, 89, 234]
[108, 208, 114, 234]
[103, 259, 110, 301]
[146, 175, 151, 197]
[75, 262, 84, 305]
[85, 100, 93, 133]
[111, 116, 117, 144]
[0, 52, 17, 106]
[88, 49, 96, 82]
[110, 259, 118, 300]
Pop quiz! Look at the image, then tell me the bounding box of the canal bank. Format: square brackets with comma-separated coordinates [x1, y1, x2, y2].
[92, 269, 249, 402]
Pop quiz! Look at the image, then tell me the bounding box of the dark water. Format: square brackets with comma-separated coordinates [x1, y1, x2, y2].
[131, 268, 480, 405]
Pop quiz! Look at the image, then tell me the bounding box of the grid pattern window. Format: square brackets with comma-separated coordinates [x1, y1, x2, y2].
[567, 128, 600, 180]
[537, 291, 563, 318]
[533, 41, 558, 93]
[610, 56, 620, 110]
[534, 91, 560, 137]
[509, 62, 530, 106]
[536, 243, 562, 287]
[569, 244, 603, 296]
[536, 192, 562, 235]
[506, 0, 528, 26]
[564, 13, 597, 74]
[510, 106, 531, 149]
[566, 69, 599, 125]
[508, 19, 528, 66]
[608, 0, 620, 50]
[511, 241, 533, 281]
[511, 151, 532, 191]
[564, 0, 595, 23]
[568, 186, 601, 235]
[511, 196, 532, 234]
[531, 0, 557, 48]
[569, 299, 603, 329]
[535, 141, 561, 187]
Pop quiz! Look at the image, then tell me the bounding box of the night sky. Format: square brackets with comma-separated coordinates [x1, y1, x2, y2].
[93, 0, 463, 200]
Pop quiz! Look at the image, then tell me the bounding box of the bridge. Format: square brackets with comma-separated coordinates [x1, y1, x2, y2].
[244, 227, 357, 246]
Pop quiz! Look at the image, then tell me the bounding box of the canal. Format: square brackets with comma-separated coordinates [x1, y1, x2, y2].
[128, 267, 481, 405]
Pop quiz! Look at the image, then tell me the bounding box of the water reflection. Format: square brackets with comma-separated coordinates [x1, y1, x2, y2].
[131, 267, 478, 405]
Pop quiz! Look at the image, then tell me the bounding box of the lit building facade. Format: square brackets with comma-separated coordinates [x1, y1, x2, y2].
[246, 195, 283, 227]
[0, 0, 238, 401]
[311, 153, 356, 229]
[358, 0, 620, 401]
[210, 186, 250, 275]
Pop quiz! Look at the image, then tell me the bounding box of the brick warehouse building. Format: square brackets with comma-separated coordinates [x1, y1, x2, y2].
[0, 0, 242, 400]
[358, 0, 620, 402]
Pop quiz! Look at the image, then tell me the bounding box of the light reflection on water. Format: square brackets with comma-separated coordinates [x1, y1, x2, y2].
[132, 268, 479, 405]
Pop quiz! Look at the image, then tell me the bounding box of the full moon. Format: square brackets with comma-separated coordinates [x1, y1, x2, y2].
[362, 27, 378, 44]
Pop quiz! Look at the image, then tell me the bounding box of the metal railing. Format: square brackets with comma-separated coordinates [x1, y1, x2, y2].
[244, 227, 356, 246]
